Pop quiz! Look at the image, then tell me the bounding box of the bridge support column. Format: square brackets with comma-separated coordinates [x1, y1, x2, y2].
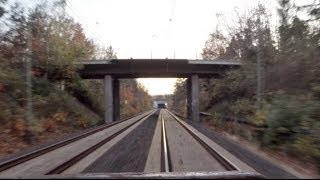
[104, 75, 113, 123]
[187, 75, 199, 122]
[113, 78, 120, 121]
[187, 78, 192, 120]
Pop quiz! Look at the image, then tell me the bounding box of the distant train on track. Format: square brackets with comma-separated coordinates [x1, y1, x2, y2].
[153, 101, 168, 109]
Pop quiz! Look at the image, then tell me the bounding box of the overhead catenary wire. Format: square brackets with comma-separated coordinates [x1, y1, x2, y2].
[168, 0, 176, 59]
[65, 0, 105, 47]
[170, 0, 175, 22]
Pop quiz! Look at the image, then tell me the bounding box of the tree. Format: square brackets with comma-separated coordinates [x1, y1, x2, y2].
[104, 46, 117, 59]
[0, 3, 27, 69]
[93, 45, 117, 60]
[0, 0, 104, 145]
[172, 78, 187, 115]
[199, 4, 276, 114]
[46, 15, 95, 81]
[296, 0, 320, 22]
[202, 30, 229, 60]
[196, 0, 320, 169]
[0, 0, 6, 18]
[120, 79, 152, 117]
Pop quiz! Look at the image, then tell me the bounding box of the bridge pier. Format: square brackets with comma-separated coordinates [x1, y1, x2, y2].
[82, 59, 240, 124]
[187, 78, 192, 120]
[104, 75, 120, 123]
[104, 75, 113, 123]
[113, 78, 120, 122]
[187, 75, 199, 122]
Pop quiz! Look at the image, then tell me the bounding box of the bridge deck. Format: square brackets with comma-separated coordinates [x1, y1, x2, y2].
[79, 59, 240, 79]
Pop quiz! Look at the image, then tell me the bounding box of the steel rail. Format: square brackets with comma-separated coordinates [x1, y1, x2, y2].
[33, 171, 265, 179]
[166, 110, 239, 171]
[46, 109, 157, 175]
[161, 111, 170, 173]
[0, 110, 153, 173]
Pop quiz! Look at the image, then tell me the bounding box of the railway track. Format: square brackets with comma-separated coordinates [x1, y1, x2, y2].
[145, 109, 264, 178]
[0, 110, 157, 177]
[0, 109, 264, 179]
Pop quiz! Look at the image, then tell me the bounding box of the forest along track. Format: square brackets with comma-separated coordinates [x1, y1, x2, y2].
[0, 110, 157, 177]
[145, 109, 264, 178]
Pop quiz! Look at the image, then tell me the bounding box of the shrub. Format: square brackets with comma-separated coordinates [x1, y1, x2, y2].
[262, 95, 320, 168]
[66, 78, 104, 116]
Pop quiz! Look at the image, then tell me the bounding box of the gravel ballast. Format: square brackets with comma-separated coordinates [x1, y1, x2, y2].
[83, 111, 159, 173]
[187, 121, 297, 179]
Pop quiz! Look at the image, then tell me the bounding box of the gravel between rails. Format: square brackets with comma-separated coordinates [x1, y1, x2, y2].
[187, 121, 297, 179]
[82, 111, 159, 173]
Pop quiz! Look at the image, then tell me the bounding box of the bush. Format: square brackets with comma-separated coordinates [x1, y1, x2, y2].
[229, 99, 256, 118]
[252, 107, 268, 127]
[32, 77, 53, 97]
[262, 96, 320, 167]
[66, 78, 104, 117]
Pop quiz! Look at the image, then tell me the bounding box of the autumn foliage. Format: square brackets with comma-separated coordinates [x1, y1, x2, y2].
[0, 0, 153, 158]
[172, 1, 320, 171]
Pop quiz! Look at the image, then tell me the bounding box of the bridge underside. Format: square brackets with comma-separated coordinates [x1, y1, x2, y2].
[79, 59, 240, 123]
[79, 59, 240, 78]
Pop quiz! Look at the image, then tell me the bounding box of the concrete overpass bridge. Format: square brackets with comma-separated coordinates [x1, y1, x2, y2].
[79, 59, 241, 123]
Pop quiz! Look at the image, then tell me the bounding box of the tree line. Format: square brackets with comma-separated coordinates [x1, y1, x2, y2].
[0, 0, 151, 150]
[172, 0, 320, 170]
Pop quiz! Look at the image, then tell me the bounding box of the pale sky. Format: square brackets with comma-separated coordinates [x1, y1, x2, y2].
[66, 0, 278, 57]
[65, 0, 277, 95]
[14, 0, 278, 95]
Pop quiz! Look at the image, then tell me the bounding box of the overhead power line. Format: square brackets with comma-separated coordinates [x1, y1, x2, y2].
[169, 0, 176, 59]
[169, 0, 175, 22]
[65, 0, 104, 46]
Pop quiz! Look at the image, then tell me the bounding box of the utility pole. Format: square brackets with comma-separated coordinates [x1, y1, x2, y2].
[256, 36, 263, 109]
[25, 22, 34, 144]
[151, 34, 155, 59]
[45, 26, 49, 80]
